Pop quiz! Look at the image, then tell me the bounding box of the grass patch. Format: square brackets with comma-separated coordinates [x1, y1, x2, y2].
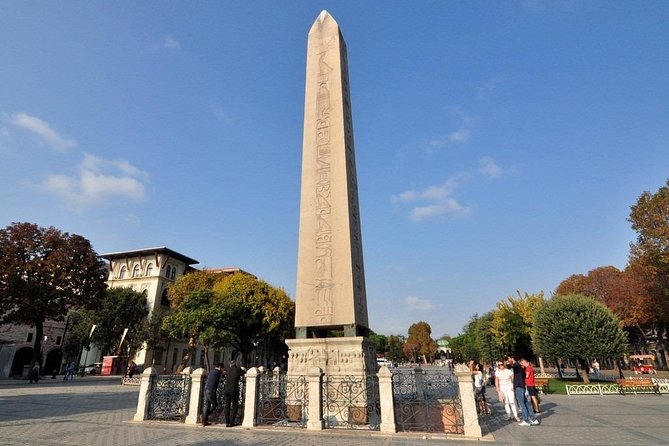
[544, 378, 612, 395]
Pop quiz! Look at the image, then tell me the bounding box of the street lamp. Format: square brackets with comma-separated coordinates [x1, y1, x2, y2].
[79, 324, 97, 376]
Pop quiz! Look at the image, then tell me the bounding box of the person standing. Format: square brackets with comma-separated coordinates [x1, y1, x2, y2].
[202, 362, 224, 426]
[223, 360, 246, 427]
[495, 361, 520, 421]
[507, 355, 538, 426]
[592, 359, 601, 377]
[520, 358, 540, 414]
[29, 362, 40, 384]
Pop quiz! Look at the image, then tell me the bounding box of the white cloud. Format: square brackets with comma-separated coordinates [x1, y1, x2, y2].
[404, 296, 436, 311]
[164, 36, 182, 51]
[211, 106, 232, 125]
[392, 174, 472, 222]
[448, 128, 470, 143]
[10, 112, 76, 152]
[478, 156, 502, 179]
[477, 77, 506, 100]
[41, 153, 149, 207]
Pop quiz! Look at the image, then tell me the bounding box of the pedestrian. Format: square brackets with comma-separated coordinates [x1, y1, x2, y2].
[592, 359, 601, 377]
[202, 362, 224, 426]
[64, 361, 75, 381]
[507, 355, 538, 426]
[473, 362, 490, 415]
[29, 362, 40, 384]
[495, 360, 520, 421]
[127, 361, 137, 378]
[223, 360, 246, 427]
[520, 358, 540, 414]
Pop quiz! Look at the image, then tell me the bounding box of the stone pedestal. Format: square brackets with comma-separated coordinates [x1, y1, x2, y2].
[285, 336, 376, 376]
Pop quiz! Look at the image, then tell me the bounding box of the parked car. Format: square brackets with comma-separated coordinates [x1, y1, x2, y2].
[630, 355, 656, 374]
[83, 363, 102, 375]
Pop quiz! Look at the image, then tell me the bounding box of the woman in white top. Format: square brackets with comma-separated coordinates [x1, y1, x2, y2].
[495, 361, 520, 421]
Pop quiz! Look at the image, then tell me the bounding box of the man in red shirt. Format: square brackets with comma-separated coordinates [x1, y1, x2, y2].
[520, 358, 540, 414]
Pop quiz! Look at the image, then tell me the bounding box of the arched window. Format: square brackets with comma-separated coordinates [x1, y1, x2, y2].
[119, 266, 127, 279]
[146, 263, 153, 276]
[161, 289, 170, 306]
[170, 266, 177, 280]
[132, 264, 141, 278]
[166, 265, 172, 278]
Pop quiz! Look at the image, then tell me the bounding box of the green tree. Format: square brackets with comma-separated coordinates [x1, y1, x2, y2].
[403, 321, 437, 364]
[0, 222, 107, 364]
[533, 294, 627, 383]
[163, 273, 295, 369]
[490, 291, 544, 359]
[386, 335, 406, 364]
[450, 315, 480, 363]
[85, 287, 150, 357]
[369, 331, 389, 356]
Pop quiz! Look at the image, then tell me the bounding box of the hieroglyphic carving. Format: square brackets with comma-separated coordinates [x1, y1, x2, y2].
[313, 43, 334, 324]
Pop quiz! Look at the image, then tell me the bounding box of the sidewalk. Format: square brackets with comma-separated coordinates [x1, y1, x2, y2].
[0, 376, 667, 445]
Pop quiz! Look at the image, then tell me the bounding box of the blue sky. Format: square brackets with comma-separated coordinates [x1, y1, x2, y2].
[1, 2, 668, 338]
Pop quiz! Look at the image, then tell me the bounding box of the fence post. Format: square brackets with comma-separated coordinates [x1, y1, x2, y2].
[414, 366, 425, 401]
[185, 368, 206, 425]
[306, 367, 323, 430]
[377, 366, 396, 433]
[133, 367, 157, 421]
[454, 364, 482, 438]
[242, 367, 260, 428]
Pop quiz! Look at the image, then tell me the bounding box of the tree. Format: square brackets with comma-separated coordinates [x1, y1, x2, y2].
[163, 272, 295, 368]
[403, 321, 437, 364]
[450, 315, 480, 363]
[628, 180, 669, 367]
[76, 288, 150, 358]
[369, 332, 389, 357]
[490, 291, 544, 359]
[386, 335, 406, 364]
[0, 222, 107, 364]
[533, 294, 627, 383]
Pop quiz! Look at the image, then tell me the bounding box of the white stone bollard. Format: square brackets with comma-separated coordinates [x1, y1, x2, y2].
[242, 367, 260, 428]
[185, 368, 206, 425]
[133, 367, 157, 421]
[306, 367, 324, 430]
[455, 364, 482, 438]
[377, 366, 397, 433]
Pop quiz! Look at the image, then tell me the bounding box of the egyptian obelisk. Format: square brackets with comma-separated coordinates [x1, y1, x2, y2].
[286, 11, 375, 376]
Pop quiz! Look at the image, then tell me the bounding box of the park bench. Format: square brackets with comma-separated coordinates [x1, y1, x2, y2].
[534, 378, 549, 394]
[616, 378, 659, 395]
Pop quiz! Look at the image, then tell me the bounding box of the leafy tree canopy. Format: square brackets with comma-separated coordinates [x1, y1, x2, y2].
[0, 222, 107, 362]
[533, 293, 626, 382]
[403, 321, 437, 363]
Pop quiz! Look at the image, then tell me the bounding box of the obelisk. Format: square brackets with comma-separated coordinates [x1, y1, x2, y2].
[286, 10, 375, 376]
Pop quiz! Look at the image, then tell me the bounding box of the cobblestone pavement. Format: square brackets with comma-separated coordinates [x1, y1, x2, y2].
[1, 376, 668, 445]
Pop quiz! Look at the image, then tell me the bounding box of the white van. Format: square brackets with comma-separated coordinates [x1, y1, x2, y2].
[376, 358, 394, 368]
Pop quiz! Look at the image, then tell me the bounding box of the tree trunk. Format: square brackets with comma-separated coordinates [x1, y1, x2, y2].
[538, 356, 545, 375]
[31, 321, 44, 369]
[577, 359, 590, 384]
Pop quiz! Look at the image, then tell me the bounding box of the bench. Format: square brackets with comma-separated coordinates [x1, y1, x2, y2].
[534, 378, 549, 394]
[616, 378, 659, 395]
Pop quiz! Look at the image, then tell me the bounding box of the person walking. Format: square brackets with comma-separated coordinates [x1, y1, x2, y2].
[223, 360, 246, 427]
[202, 362, 224, 426]
[473, 363, 490, 415]
[507, 355, 538, 426]
[520, 358, 540, 414]
[495, 361, 520, 421]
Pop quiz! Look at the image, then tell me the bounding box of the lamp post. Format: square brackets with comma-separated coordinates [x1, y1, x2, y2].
[79, 324, 97, 376]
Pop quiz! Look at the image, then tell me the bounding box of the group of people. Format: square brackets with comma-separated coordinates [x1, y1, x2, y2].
[201, 360, 246, 427]
[471, 355, 541, 427]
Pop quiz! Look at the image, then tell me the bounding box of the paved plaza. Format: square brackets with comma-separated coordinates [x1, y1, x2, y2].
[0, 376, 667, 445]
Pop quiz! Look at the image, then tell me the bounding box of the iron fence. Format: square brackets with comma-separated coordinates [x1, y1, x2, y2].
[147, 374, 192, 421]
[256, 371, 309, 428]
[203, 373, 246, 425]
[392, 368, 463, 434]
[322, 374, 380, 430]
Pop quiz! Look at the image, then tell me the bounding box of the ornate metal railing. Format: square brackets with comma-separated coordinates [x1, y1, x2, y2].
[147, 374, 191, 420]
[121, 376, 141, 386]
[322, 374, 380, 430]
[392, 368, 463, 434]
[565, 383, 621, 395]
[256, 372, 309, 428]
[203, 373, 246, 425]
